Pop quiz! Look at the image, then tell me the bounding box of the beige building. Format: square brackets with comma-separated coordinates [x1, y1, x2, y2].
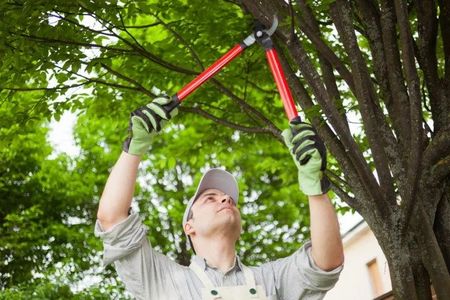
[325, 220, 393, 300]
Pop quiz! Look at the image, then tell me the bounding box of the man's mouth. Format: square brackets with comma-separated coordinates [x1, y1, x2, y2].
[218, 206, 233, 212]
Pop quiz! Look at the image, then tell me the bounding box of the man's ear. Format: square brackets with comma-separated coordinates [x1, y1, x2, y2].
[184, 220, 195, 235]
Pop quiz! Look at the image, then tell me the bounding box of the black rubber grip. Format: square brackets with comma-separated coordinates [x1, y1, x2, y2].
[167, 95, 181, 113]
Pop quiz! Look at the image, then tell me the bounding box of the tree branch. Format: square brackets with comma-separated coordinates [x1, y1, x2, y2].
[17, 33, 134, 54]
[431, 155, 450, 183]
[76, 4, 198, 76]
[99, 63, 157, 98]
[379, 0, 412, 144]
[294, 0, 356, 95]
[210, 79, 282, 138]
[150, 13, 204, 70]
[328, 178, 357, 208]
[422, 124, 450, 170]
[281, 29, 384, 210]
[51, 64, 153, 96]
[48, 12, 117, 38]
[414, 0, 443, 133]
[0, 83, 88, 92]
[121, 22, 163, 29]
[277, 47, 377, 214]
[331, 0, 396, 207]
[438, 0, 450, 84]
[353, 0, 412, 199]
[179, 106, 282, 141]
[392, 0, 424, 228]
[294, 0, 350, 133]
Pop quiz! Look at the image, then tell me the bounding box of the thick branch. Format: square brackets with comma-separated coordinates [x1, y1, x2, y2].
[379, 0, 412, 144]
[434, 191, 450, 272]
[294, 0, 356, 94]
[414, 208, 450, 298]
[439, 0, 450, 83]
[295, 0, 350, 132]
[353, 0, 410, 198]
[415, 0, 444, 133]
[393, 0, 424, 228]
[331, 0, 395, 206]
[285, 35, 384, 207]
[422, 124, 450, 170]
[431, 155, 450, 183]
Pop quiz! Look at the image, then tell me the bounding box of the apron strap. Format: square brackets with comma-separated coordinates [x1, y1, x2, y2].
[189, 262, 215, 289]
[242, 265, 256, 287]
[190, 261, 260, 297]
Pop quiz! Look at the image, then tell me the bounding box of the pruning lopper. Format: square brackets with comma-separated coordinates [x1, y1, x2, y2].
[165, 16, 301, 124]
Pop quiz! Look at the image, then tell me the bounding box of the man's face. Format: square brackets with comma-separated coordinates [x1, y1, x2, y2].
[186, 188, 241, 242]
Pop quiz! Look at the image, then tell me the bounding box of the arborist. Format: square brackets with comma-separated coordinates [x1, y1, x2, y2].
[95, 15, 344, 299]
[95, 96, 344, 300]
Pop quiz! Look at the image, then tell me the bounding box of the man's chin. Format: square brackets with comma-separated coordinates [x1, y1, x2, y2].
[215, 214, 241, 228]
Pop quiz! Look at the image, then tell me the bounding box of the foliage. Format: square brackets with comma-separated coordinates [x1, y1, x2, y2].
[4, 0, 448, 298]
[0, 0, 328, 297]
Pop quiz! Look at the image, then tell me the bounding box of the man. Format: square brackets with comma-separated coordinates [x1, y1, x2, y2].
[95, 96, 344, 300]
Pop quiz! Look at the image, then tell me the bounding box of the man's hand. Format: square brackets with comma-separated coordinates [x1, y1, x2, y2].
[123, 96, 178, 156]
[282, 121, 330, 196]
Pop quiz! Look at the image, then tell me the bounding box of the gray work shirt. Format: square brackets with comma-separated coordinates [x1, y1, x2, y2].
[95, 213, 342, 300]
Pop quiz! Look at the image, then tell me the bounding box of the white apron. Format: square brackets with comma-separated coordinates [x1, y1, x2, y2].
[189, 261, 268, 300]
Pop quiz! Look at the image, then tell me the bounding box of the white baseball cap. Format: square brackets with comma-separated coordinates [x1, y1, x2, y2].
[182, 168, 239, 252]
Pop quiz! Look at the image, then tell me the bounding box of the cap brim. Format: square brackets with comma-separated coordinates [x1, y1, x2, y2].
[193, 169, 239, 204]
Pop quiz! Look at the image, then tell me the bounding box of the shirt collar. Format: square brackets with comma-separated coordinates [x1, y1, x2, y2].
[192, 253, 243, 273]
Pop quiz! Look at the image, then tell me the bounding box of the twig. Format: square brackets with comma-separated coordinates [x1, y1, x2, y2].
[180, 106, 282, 141]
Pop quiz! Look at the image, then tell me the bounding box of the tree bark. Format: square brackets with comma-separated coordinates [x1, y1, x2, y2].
[434, 189, 450, 272]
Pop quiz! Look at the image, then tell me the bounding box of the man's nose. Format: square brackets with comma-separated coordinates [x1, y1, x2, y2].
[221, 195, 232, 204]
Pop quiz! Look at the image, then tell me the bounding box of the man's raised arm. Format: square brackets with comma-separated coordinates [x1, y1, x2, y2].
[96, 96, 178, 231]
[282, 120, 344, 271]
[309, 193, 343, 270]
[97, 152, 141, 231]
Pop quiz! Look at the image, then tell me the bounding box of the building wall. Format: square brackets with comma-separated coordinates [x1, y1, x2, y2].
[325, 222, 392, 300]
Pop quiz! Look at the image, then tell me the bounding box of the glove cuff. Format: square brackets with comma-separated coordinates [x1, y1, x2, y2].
[299, 173, 331, 196]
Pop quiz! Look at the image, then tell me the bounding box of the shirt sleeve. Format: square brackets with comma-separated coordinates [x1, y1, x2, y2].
[264, 241, 343, 300]
[94, 213, 181, 300]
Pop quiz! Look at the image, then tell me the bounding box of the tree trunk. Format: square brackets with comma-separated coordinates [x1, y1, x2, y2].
[381, 236, 419, 299]
[368, 204, 450, 300]
[239, 0, 450, 298]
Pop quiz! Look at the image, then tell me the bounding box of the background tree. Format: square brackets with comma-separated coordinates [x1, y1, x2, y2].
[1, 0, 449, 299]
[1, 0, 316, 297]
